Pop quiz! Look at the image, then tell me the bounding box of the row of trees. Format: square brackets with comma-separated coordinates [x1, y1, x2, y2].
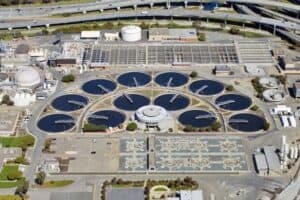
[183, 121, 222, 132]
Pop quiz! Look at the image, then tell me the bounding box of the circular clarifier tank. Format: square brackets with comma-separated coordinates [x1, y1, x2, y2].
[82, 79, 117, 95]
[114, 93, 150, 111]
[179, 110, 216, 128]
[37, 114, 75, 133]
[155, 72, 188, 87]
[229, 113, 265, 132]
[117, 72, 151, 87]
[51, 94, 88, 112]
[215, 94, 252, 111]
[87, 110, 126, 128]
[154, 93, 190, 111]
[189, 79, 224, 96]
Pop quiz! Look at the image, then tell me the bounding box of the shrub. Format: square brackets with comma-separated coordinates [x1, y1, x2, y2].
[15, 180, 29, 195]
[229, 26, 240, 34]
[1, 95, 14, 106]
[61, 74, 75, 83]
[183, 125, 196, 132]
[263, 121, 270, 131]
[126, 122, 137, 131]
[211, 121, 221, 131]
[35, 171, 46, 185]
[83, 123, 106, 132]
[250, 105, 259, 111]
[189, 71, 198, 78]
[226, 85, 234, 91]
[198, 32, 206, 41]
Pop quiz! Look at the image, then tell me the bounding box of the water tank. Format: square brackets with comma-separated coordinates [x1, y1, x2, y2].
[121, 25, 142, 42]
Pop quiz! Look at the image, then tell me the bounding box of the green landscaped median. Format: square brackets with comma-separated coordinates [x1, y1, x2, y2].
[0, 195, 22, 200]
[0, 135, 35, 149]
[40, 180, 74, 188]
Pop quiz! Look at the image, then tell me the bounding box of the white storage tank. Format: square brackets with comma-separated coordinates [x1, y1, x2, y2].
[121, 25, 142, 42]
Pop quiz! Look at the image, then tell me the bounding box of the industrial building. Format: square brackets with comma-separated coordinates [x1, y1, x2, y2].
[106, 187, 144, 200]
[254, 146, 281, 176]
[254, 153, 268, 176]
[148, 28, 198, 42]
[80, 31, 101, 39]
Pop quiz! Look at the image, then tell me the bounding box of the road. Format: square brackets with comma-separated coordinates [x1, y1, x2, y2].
[0, 0, 299, 18]
[0, 8, 299, 31]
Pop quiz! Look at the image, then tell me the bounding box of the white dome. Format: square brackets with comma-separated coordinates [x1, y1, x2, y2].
[15, 67, 41, 88]
[136, 105, 168, 124]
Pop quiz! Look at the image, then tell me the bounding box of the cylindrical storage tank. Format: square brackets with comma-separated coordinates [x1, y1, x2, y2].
[121, 25, 142, 42]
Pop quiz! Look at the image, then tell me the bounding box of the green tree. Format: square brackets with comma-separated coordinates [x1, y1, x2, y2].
[61, 74, 75, 83]
[35, 171, 46, 185]
[15, 180, 29, 196]
[226, 85, 234, 91]
[211, 121, 221, 131]
[263, 121, 270, 131]
[189, 71, 198, 78]
[229, 26, 240, 34]
[126, 122, 137, 131]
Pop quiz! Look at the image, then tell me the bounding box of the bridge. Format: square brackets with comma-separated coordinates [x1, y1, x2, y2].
[216, 100, 235, 107]
[88, 114, 109, 120]
[0, 0, 299, 18]
[67, 100, 87, 107]
[97, 84, 110, 93]
[1, 9, 299, 31]
[169, 94, 180, 103]
[195, 114, 215, 119]
[196, 85, 208, 94]
[54, 119, 76, 124]
[133, 77, 139, 87]
[123, 93, 134, 104]
[167, 77, 173, 87]
[228, 119, 248, 123]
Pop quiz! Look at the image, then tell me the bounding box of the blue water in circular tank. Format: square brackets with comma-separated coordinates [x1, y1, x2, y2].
[82, 79, 117, 95]
[37, 114, 75, 133]
[87, 110, 126, 128]
[189, 79, 224, 96]
[154, 93, 190, 111]
[229, 113, 265, 132]
[215, 94, 252, 111]
[117, 72, 151, 87]
[179, 110, 216, 128]
[155, 72, 188, 87]
[52, 94, 88, 112]
[114, 94, 150, 111]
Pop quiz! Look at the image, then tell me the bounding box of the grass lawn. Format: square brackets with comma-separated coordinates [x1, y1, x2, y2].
[40, 180, 74, 188]
[0, 195, 22, 200]
[0, 165, 20, 180]
[0, 165, 24, 188]
[0, 135, 35, 149]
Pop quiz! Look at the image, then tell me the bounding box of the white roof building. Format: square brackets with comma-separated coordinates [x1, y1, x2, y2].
[270, 105, 292, 115]
[80, 31, 101, 39]
[179, 190, 203, 200]
[254, 153, 268, 175]
[263, 146, 281, 174]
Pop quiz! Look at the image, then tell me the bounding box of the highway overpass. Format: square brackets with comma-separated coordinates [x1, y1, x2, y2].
[1, 9, 299, 31]
[0, 0, 299, 18]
